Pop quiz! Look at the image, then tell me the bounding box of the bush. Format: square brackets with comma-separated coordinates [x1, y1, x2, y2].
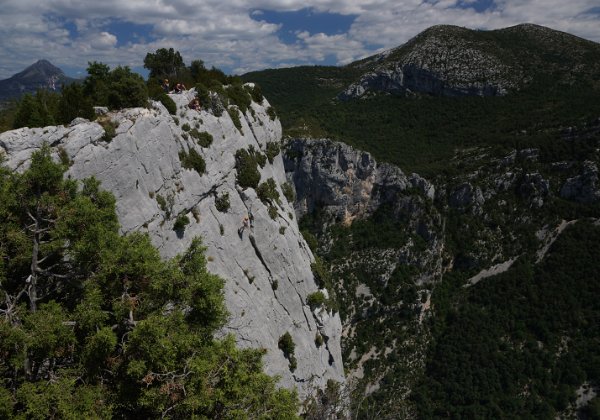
[278, 332, 295, 358]
[266, 141, 280, 164]
[194, 83, 211, 104]
[196, 83, 226, 117]
[248, 84, 264, 103]
[268, 205, 278, 220]
[189, 129, 213, 147]
[234, 149, 261, 189]
[157, 93, 177, 115]
[215, 192, 230, 212]
[282, 182, 295, 203]
[307, 291, 326, 310]
[251, 146, 267, 168]
[99, 119, 118, 142]
[173, 213, 190, 231]
[179, 148, 206, 175]
[226, 83, 252, 113]
[315, 333, 324, 347]
[266, 106, 276, 120]
[228, 107, 243, 132]
[181, 123, 191, 131]
[257, 178, 280, 205]
[278, 332, 297, 372]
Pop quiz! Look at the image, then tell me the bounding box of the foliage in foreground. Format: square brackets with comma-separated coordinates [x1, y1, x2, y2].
[0, 146, 298, 418]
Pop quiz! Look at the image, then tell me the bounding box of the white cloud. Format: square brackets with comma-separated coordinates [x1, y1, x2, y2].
[90, 32, 118, 49]
[0, 0, 599, 79]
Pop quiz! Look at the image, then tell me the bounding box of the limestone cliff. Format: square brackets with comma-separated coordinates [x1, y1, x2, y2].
[0, 90, 344, 396]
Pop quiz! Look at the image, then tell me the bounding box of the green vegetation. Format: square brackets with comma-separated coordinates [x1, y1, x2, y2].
[0, 146, 299, 418]
[157, 93, 177, 114]
[225, 83, 252, 113]
[143, 48, 186, 80]
[228, 107, 243, 132]
[278, 332, 297, 372]
[173, 213, 190, 231]
[413, 221, 600, 418]
[12, 90, 60, 129]
[99, 118, 118, 142]
[234, 148, 262, 189]
[257, 178, 281, 205]
[282, 182, 295, 203]
[215, 192, 230, 212]
[84, 61, 148, 110]
[248, 84, 264, 103]
[306, 291, 326, 310]
[179, 148, 206, 176]
[190, 129, 213, 147]
[57, 82, 95, 123]
[315, 333, 324, 347]
[266, 141, 281, 163]
[268, 205, 278, 220]
[243, 65, 600, 177]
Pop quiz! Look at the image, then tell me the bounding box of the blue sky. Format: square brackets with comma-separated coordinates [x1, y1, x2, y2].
[1, 0, 599, 79]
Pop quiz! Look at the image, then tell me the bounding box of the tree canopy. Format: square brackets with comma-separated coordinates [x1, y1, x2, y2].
[143, 48, 186, 80]
[0, 146, 298, 418]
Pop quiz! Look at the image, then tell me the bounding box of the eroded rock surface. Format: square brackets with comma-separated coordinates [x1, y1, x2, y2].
[0, 90, 344, 397]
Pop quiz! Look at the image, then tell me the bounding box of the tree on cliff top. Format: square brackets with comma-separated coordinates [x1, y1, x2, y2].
[144, 48, 186, 80]
[0, 146, 298, 418]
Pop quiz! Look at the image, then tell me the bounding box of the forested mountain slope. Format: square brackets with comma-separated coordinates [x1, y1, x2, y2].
[245, 23, 600, 418]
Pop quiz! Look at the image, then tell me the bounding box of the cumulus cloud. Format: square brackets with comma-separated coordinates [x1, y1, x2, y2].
[0, 0, 598, 79]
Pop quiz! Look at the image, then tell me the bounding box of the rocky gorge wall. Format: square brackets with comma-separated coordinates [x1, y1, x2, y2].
[0, 90, 344, 397]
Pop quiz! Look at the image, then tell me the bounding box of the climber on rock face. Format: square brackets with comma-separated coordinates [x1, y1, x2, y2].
[174, 82, 186, 93]
[162, 79, 170, 93]
[238, 215, 250, 238]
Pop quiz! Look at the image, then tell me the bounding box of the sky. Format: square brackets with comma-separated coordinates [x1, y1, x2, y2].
[1, 0, 599, 80]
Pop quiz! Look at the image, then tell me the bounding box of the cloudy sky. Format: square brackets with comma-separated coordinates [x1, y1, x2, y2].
[1, 0, 599, 79]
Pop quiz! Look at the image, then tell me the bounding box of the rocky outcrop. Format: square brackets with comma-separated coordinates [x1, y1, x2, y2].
[0, 90, 344, 397]
[560, 161, 600, 204]
[283, 138, 435, 222]
[340, 62, 510, 100]
[340, 25, 517, 100]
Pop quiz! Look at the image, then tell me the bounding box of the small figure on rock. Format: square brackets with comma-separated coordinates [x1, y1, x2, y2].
[161, 79, 170, 93]
[238, 215, 250, 238]
[188, 98, 201, 111]
[174, 82, 186, 93]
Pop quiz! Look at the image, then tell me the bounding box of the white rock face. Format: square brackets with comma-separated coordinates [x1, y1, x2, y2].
[0, 90, 344, 397]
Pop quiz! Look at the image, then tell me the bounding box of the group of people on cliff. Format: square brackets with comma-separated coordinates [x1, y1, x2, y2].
[162, 79, 202, 111]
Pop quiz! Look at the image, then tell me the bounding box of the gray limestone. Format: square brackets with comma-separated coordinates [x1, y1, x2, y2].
[0, 88, 344, 397]
[283, 138, 435, 222]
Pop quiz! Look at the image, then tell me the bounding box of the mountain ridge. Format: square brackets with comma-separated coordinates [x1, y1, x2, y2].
[339, 23, 600, 99]
[0, 59, 77, 102]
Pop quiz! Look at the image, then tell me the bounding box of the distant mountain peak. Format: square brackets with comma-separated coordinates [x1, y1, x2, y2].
[14, 59, 65, 80]
[0, 59, 76, 102]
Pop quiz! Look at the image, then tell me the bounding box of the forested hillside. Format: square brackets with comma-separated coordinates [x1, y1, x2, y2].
[247, 23, 600, 418]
